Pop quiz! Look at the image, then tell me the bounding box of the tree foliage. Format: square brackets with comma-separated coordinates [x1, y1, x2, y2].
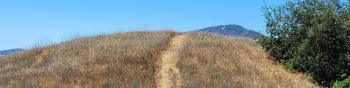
[333, 76, 350, 88]
[259, 0, 350, 86]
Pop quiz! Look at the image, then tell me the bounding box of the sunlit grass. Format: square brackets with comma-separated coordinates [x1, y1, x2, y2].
[176, 32, 318, 88]
[0, 31, 175, 88]
[0, 31, 319, 88]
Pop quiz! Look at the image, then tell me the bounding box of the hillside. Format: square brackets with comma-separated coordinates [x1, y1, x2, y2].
[0, 31, 175, 88]
[193, 24, 263, 39]
[177, 33, 317, 88]
[0, 31, 318, 88]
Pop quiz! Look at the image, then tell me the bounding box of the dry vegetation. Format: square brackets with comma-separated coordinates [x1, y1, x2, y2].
[0, 31, 176, 88]
[176, 32, 318, 88]
[0, 31, 319, 88]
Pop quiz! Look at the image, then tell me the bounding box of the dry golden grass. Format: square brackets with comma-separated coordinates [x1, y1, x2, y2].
[0, 31, 176, 88]
[176, 32, 319, 88]
[0, 31, 319, 88]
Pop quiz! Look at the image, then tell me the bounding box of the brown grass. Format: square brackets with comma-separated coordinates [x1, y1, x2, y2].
[0, 31, 319, 88]
[176, 32, 319, 88]
[0, 31, 176, 88]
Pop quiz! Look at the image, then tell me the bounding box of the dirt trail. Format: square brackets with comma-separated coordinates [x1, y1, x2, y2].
[156, 35, 185, 88]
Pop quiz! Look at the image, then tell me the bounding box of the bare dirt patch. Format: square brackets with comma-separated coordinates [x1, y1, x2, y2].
[156, 35, 185, 88]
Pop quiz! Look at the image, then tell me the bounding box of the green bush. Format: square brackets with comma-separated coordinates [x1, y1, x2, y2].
[259, 0, 350, 87]
[333, 76, 350, 88]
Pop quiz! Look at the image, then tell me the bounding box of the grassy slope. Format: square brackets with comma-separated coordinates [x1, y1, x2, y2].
[0, 31, 175, 88]
[0, 31, 318, 88]
[176, 33, 318, 88]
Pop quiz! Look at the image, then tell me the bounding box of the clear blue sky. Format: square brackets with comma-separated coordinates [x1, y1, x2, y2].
[0, 0, 287, 50]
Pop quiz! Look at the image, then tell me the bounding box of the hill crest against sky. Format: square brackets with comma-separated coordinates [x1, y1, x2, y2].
[0, 31, 317, 88]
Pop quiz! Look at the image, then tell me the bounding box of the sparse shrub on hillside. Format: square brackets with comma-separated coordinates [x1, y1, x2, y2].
[333, 76, 350, 88]
[259, 0, 350, 86]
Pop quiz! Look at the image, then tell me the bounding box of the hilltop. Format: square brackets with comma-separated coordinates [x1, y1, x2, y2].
[193, 24, 263, 39]
[0, 31, 317, 88]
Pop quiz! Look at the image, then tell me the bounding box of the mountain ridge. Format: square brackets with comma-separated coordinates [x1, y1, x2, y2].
[0, 48, 24, 56]
[193, 24, 263, 39]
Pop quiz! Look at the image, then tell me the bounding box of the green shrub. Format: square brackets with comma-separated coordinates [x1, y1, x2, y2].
[333, 76, 350, 88]
[259, 0, 350, 87]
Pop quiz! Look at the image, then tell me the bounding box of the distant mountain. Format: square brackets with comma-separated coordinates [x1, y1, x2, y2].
[0, 48, 25, 56]
[193, 24, 263, 39]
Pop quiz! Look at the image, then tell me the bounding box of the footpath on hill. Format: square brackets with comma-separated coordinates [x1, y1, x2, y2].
[155, 35, 185, 88]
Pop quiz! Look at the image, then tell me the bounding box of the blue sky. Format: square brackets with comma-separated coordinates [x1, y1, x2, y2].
[0, 0, 287, 50]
